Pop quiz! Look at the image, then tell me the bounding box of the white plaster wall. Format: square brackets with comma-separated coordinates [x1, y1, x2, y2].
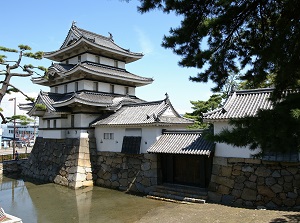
[214, 121, 260, 158]
[99, 82, 110, 92]
[95, 126, 169, 154]
[95, 127, 124, 152]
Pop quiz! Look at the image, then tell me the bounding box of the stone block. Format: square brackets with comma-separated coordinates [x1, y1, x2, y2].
[258, 186, 275, 198]
[287, 192, 298, 199]
[241, 188, 257, 201]
[293, 179, 300, 188]
[207, 191, 222, 203]
[265, 177, 276, 186]
[283, 199, 295, 207]
[213, 157, 228, 166]
[213, 176, 235, 188]
[143, 154, 157, 161]
[249, 174, 257, 182]
[233, 183, 244, 190]
[244, 158, 261, 164]
[284, 175, 293, 183]
[76, 173, 87, 182]
[271, 184, 283, 193]
[283, 182, 293, 192]
[217, 185, 230, 194]
[211, 165, 220, 175]
[221, 195, 234, 205]
[235, 176, 246, 184]
[141, 162, 151, 171]
[221, 166, 232, 177]
[242, 166, 254, 172]
[244, 181, 257, 190]
[281, 169, 292, 176]
[272, 170, 281, 178]
[232, 189, 242, 198]
[228, 158, 245, 164]
[255, 167, 271, 177]
[286, 167, 299, 175]
[82, 180, 93, 187]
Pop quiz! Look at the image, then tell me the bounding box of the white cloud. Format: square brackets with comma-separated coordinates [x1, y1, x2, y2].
[134, 27, 154, 54]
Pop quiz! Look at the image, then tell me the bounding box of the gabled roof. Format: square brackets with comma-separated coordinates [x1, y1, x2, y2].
[44, 23, 143, 63]
[147, 130, 215, 155]
[91, 95, 193, 127]
[203, 88, 274, 121]
[27, 90, 145, 116]
[32, 62, 153, 87]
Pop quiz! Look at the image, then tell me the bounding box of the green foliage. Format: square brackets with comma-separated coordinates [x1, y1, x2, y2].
[0, 46, 18, 53]
[185, 94, 222, 129]
[23, 51, 43, 60]
[18, 44, 31, 51]
[0, 55, 6, 63]
[212, 93, 300, 154]
[137, 0, 300, 96]
[6, 115, 34, 125]
[6, 88, 19, 94]
[35, 103, 46, 111]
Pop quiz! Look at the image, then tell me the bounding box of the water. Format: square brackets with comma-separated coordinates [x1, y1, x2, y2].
[0, 175, 165, 223]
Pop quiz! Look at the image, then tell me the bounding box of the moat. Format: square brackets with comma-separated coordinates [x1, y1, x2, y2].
[0, 175, 165, 223]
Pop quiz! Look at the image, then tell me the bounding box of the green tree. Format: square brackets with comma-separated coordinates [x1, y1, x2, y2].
[0, 45, 46, 123]
[133, 0, 300, 153]
[185, 94, 222, 129]
[135, 0, 300, 96]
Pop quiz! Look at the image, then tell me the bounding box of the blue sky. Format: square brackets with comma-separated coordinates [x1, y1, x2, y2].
[1, 0, 214, 117]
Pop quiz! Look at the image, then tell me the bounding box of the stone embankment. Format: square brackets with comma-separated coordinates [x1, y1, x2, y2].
[0, 159, 26, 175]
[91, 151, 158, 194]
[208, 157, 300, 208]
[22, 137, 94, 188]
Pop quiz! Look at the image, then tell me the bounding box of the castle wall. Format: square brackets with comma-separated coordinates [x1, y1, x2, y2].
[90, 151, 158, 194]
[22, 137, 93, 188]
[208, 157, 300, 208]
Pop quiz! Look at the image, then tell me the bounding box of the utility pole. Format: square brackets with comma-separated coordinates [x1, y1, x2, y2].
[9, 97, 16, 159]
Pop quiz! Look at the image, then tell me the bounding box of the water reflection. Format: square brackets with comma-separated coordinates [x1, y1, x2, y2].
[0, 176, 164, 223]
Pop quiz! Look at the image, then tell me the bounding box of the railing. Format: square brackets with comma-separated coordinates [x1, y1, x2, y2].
[0, 153, 30, 163]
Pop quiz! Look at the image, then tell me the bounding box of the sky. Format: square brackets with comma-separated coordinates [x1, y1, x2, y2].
[0, 0, 214, 118]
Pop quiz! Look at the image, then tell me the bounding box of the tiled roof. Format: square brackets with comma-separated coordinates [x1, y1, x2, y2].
[203, 88, 274, 121]
[74, 26, 143, 56]
[92, 97, 193, 126]
[45, 24, 143, 60]
[147, 130, 215, 155]
[34, 62, 153, 85]
[27, 91, 144, 115]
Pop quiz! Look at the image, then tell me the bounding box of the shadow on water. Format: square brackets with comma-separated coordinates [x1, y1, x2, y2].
[0, 175, 165, 223]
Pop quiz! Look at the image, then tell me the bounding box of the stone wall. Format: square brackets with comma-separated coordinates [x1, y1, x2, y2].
[0, 160, 27, 175]
[90, 151, 158, 194]
[22, 137, 95, 189]
[208, 157, 300, 208]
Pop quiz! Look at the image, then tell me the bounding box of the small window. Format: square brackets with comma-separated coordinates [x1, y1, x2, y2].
[110, 84, 115, 94]
[55, 87, 58, 93]
[104, 133, 114, 140]
[66, 60, 69, 65]
[121, 136, 141, 154]
[64, 84, 68, 93]
[53, 120, 57, 128]
[78, 55, 81, 63]
[95, 55, 100, 64]
[114, 60, 118, 67]
[71, 115, 75, 128]
[47, 120, 50, 128]
[125, 87, 129, 95]
[75, 82, 79, 91]
[93, 82, 98, 91]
